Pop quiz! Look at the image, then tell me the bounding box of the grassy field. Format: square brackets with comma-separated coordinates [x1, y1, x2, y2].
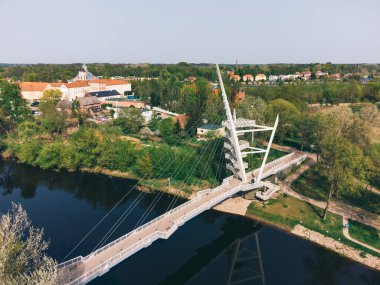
[349, 221, 380, 250]
[246, 195, 380, 258]
[291, 166, 380, 215]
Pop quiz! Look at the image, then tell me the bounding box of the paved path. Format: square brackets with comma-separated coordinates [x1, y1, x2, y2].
[342, 216, 380, 254]
[280, 161, 380, 230]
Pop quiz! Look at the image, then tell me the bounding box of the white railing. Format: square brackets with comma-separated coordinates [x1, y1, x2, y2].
[62, 182, 243, 285]
[57, 256, 83, 269]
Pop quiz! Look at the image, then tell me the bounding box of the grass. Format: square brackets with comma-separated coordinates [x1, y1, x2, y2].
[349, 221, 380, 250]
[248, 148, 286, 170]
[246, 195, 380, 258]
[291, 166, 380, 215]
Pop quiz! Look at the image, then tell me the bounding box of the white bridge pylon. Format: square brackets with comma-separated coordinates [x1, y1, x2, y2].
[216, 64, 279, 183]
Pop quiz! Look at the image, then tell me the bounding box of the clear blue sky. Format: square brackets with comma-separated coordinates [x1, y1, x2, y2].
[0, 0, 379, 64]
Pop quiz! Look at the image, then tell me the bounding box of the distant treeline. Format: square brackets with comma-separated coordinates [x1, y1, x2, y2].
[1, 62, 379, 82]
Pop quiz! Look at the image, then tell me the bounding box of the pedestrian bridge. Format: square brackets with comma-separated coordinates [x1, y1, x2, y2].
[57, 152, 306, 285]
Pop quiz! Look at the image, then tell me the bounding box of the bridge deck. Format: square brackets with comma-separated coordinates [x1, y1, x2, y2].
[57, 152, 306, 285]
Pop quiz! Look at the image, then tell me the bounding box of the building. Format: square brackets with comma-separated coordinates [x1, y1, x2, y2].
[59, 82, 91, 101]
[102, 98, 146, 109]
[72, 64, 97, 81]
[330, 73, 341, 80]
[78, 96, 102, 114]
[19, 65, 132, 102]
[234, 91, 245, 103]
[19, 82, 49, 101]
[87, 90, 122, 101]
[152, 107, 188, 128]
[242, 74, 254, 82]
[88, 79, 131, 95]
[196, 124, 225, 140]
[230, 74, 241, 82]
[141, 107, 153, 123]
[255, 74, 267, 82]
[268, 75, 279, 82]
[316, 71, 328, 78]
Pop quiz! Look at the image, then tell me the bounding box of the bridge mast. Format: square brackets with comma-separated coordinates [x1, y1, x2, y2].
[216, 64, 247, 182]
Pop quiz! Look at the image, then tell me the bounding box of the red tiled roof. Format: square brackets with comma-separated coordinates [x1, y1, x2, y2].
[90, 79, 129, 86]
[19, 82, 49, 92]
[63, 81, 89, 88]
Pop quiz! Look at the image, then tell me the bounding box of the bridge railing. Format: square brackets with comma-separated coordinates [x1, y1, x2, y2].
[64, 182, 237, 285]
[82, 182, 230, 262]
[57, 256, 83, 270]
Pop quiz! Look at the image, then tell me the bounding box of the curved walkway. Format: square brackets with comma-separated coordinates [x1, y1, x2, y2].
[342, 216, 380, 254]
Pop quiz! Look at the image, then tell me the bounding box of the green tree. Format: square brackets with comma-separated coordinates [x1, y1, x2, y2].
[136, 152, 153, 178]
[0, 203, 57, 284]
[114, 108, 144, 134]
[36, 140, 64, 170]
[267, 99, 301, 142]
[158, 118, 177, 144]
[0, 81, 30, 126]
[320, 137, 365, 219]
[39, 89, 65, 134]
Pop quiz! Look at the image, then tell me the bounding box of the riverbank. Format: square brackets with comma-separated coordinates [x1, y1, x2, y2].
[213, 193, 380, 272]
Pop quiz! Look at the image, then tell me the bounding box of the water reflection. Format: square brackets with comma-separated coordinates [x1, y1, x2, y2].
[0, 160, 379, 285]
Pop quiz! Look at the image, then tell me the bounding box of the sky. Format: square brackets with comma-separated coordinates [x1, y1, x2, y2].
[0, 0, 379, 64]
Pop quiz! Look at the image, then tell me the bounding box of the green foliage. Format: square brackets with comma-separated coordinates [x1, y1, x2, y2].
[0, 81, 30, 126]
[16, 139, 42, 166]
[98, 140, 136, 172]
[36, 140, 64, 170]
[268, 99, 300, 142]
[39, 89, 65, 134]
[158, 118, 178, 145]
[113, 108, 144, 134]
[136, 152, 153, 178]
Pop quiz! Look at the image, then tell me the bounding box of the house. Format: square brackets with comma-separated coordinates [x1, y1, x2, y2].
[330, 73, 341, 80]
[268, 75, 279, 82]
[316, 71, 328, 78]
[72, 64, 97, 81]
[141, 107, 153, 123]
[230, 74, 241, 82]
[56, 100, 73, 115]
[255, 74, 267, 82]
[242, 74, 254, 82]
[196, 124, 225, 140]
[301, 71, 311, 80]
[152, 107, 188, 128]
[87, 90, 121, 101]
[152, 107, 179, 120]
[78, 96, 102, 115]
[234, 91, 245, 103]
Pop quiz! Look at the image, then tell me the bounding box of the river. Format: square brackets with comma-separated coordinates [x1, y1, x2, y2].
[0, 160, 379, 285]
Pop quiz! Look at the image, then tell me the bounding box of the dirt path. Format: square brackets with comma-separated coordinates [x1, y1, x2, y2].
[342, 216, 380, 254]
[291, 224, 380, 271]
[213, 197, 252, 216]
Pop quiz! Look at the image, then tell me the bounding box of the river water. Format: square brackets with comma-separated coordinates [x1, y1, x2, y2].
[0, 160, 379, 285]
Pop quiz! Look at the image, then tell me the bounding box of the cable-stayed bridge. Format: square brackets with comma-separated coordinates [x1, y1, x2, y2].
[56, 65, 306, 285]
